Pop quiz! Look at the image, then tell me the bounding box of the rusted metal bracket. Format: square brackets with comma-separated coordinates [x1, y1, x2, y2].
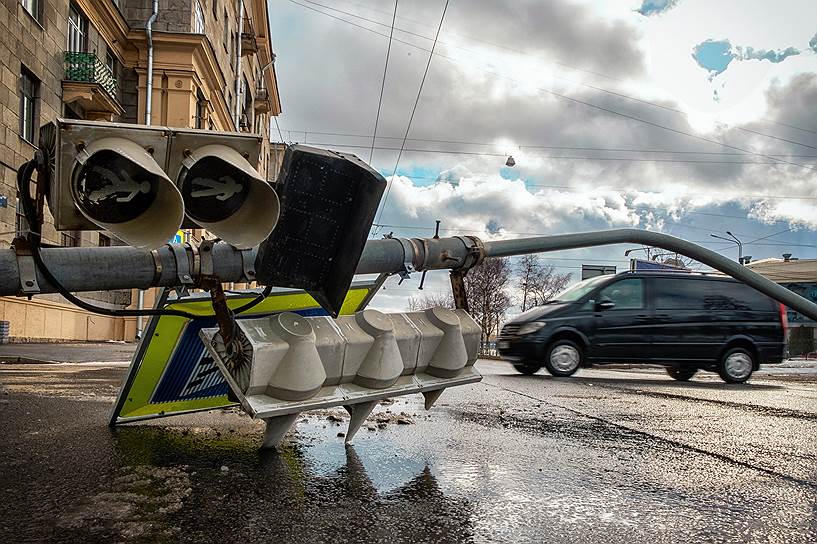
[200, 276, 245, 403]
[450, 269, 469, 312]
[446, 236, 485, 311]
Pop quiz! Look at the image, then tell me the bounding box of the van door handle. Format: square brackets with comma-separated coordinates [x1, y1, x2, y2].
[635, 315, 651, 321]
[656, 314, 671, 320]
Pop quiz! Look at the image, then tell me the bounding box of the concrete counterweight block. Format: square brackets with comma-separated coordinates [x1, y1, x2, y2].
[266, 312, 327, 401]
[353, 309, 404, 389]
[424, 307, 469, 378]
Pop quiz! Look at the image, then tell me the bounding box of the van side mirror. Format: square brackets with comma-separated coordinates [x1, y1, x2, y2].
[596, 298, 615, 311]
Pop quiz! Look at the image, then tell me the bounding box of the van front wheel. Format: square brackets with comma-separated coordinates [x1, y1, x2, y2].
[544, 340, 582, 377]
[718, 347, 755, 383]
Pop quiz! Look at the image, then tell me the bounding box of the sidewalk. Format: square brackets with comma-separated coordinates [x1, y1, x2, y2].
[0, 342, 136, 364]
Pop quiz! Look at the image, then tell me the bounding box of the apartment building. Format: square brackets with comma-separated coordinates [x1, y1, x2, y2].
[0, 0, 281, 341]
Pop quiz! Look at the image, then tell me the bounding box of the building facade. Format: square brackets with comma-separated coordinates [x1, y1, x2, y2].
[0, 0, 281, 342]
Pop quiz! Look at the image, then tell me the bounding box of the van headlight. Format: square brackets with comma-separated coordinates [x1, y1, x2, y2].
[517, 322, 546, 335]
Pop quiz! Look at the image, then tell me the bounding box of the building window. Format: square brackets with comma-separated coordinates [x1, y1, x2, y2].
[19, 66, 39, 144]
[21, 0, 40, 22]
[193, 1, 205, 33]
[98, 233, 111, 247]
[223, 10, 229, 50]
[230, 32, 235, 68]
[194, 89, 207, 129]
[15, 192, 28, 237]
[61, 231, 80, 247]
[105, 52, 116, 75]
[67, 4, 88, 53]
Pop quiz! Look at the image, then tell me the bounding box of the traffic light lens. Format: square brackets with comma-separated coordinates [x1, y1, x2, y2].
[180, 157, 251, 223]
[74, 150, 159, 224]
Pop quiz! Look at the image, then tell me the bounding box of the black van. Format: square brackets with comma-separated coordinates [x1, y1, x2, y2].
[497, 271, 787, 383]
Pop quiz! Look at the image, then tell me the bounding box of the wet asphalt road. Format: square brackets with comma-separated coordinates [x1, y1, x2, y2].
[1, 360, 816, 543]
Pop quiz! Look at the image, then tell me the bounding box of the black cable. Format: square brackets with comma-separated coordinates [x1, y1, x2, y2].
[231, 284, 274, 315]
[16, 161, 199, 320]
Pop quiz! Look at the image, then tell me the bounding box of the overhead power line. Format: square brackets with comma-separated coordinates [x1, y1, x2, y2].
[368, 0, 398, 163]
[287, 0, 817, 171]
[290, 140, 813, 165]
[321, 0, 817, 140]
[390, 173, 817, 202]
[282, 128, 817, 158]
[375, 0, 450, 229]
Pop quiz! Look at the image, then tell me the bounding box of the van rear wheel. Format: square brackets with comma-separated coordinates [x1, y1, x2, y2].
[666, 367, 697, 381]
[513, 362, 542, 375]
[544, 339, 582, 377]
[718, 347, 755, 383]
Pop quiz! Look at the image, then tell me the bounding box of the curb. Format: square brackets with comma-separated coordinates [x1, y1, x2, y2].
[0, 356, 59, 365]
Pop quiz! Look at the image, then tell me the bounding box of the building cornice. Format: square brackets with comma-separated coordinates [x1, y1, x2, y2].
[75, 0, 135, 64]
[126, 31, 235, 130]
[251, 0, 282, 115]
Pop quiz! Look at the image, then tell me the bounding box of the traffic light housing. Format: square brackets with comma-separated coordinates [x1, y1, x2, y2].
[255, 145, 386, 317]
[38, 119, 278, 249]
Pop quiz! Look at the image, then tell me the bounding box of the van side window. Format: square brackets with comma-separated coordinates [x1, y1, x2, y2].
[654, 278, 705, 309]
[654, 278, 773, 311]
[704, 281, 773, 311]
[597, 278, 644, 310]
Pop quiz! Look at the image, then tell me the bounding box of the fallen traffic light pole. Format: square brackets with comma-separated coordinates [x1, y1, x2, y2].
[2, 229, 817, 322]
[11, 119, 817, 447]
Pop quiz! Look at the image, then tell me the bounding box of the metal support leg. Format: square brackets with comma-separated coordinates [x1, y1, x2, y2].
[422, 389, 445, 410]
[261, 414, 299, 449]
[343, 401, 378, 445]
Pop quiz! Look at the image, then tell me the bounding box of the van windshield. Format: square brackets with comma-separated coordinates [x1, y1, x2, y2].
[551, 274, 611, 302]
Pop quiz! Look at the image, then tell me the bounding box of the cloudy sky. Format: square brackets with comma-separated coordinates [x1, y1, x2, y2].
[269, 0, 817, 312]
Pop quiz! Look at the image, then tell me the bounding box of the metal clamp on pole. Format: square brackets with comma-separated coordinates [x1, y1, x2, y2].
[15, 248, 40, 295]
[149, 249, 164, 287]
[394, 237, 418, 285]
[454, 235, 485, 272]
[199, 239, 215, 277]
[169, 243, 194, 285]
[239, 248, 257, 283]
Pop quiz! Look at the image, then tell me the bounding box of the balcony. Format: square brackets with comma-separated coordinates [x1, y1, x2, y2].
[254, 86, 271, 114]
[240, 18, 258, 56]
[62, 51, 124, 120]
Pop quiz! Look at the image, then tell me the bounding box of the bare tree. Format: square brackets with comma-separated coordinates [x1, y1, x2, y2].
[407, 292, 455, 311]
[516, 256, 572, 311]
[517, 254, 538, 312]
[405, 260, 512, 342]
[464, 257, 513, 342]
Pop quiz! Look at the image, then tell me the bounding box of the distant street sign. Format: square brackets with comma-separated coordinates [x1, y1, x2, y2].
[581, 264, 616, 280]
[630, 258, 692, 272]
